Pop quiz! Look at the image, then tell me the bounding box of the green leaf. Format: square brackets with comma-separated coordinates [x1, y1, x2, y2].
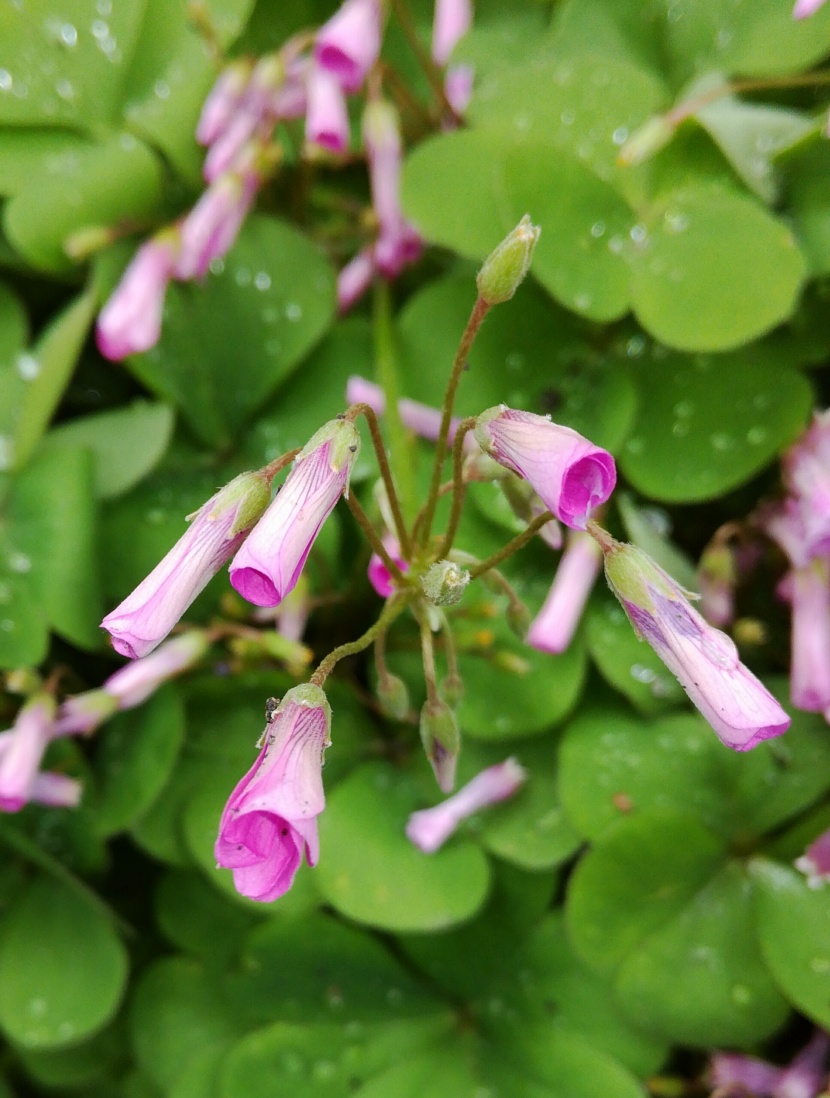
[0, 129, 86, 197]
[15, 1022, 124, 1088]
[315, 762, 491, 932]
[627, 187, 806, 351]
[4, 135, 165, 273]
[0, 874, 127, 1048]
[0, 1, 148, 130]
[619, 349, 813, 502]
[92, 684, 185, 836]
[616, 492, 698, 590]
[788, 139, 830, 277]
[41, 400, 174, 498]
[0, 283, 27, 364]
[10, 286, 98, 472]
[6, 445, 101, 648]
[130, 215, 336, 448]
[153, 870, 260, 965]
[129, 956, 244, 1091]
[585, 596, 686, 715]
[752, 858, 830, 1028]
[0, 545, 48, 668]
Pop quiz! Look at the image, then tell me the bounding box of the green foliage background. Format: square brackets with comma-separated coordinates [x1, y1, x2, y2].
[0, 0, 830, 1095]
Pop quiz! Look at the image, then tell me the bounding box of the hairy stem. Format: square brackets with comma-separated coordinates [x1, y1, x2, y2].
[437, 417, 477, 558]
[311, 592, 413, 686]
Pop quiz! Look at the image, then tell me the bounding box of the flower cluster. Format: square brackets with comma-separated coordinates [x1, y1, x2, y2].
[96, 0, 476, 359]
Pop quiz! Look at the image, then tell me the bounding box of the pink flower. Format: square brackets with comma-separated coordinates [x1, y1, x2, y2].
[783, 560, 830, 713]
[337, 248, 376, 313]
[305, 65, 350, 153]
[793, 0, 828, 17]
[710, 1032, 829, 1098]
[431, 0, 472, 65]
[0, 696, 81, 813]
[474, 406, 617, 530]
[345, 376, 467, 445]
[215, 684, 330, 902]
[102, 471, 271, 659]
[782, 410, 830, 557]
[196, 59, 254, 147]
[96, 234, 178, 361]
[368, 535, 407, 597]
[527, 532, 602, 654]
[406, 758, 526, 853]
[315, 0, 382, 93]
[594, 527, 791, 751]
[230, 418, 361, 607]
[444, 64, 474, 115]
[363, 98, 424, 277]
[202, 55, 284, 181]
[175, 169, 259, 280]
[796, 828, 830, 888]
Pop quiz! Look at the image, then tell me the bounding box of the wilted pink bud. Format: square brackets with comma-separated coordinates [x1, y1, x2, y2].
[475, 407, 617, 530]
[96, 233, 178, 361]
[305, 65, 350, 153]
[102, 471, 271, 659]
[432, 0, 472, 64]
[782, 410, 830, 557]
[175, 169, 259, 280]
[197, 59, 255, 146]
[0, 696, 80, 812]
[215, 683, 330, 901]
[527, 532, 603, 654]
[315, 0, 382, 93]
[444, 64, 474, 114]
[230, 418, 361, 607]
[796, 828, 830, 888]
[368, 535, 407, 597]
[337, 248, 376, 313]
[595, 527, 791, 751]
[406, 757, 526, 853]
[794, 0, 828, 17]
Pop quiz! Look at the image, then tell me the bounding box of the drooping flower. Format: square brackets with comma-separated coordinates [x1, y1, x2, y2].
[202, 54, 284, 181]
[593, 525, 790, 751]
[175, 165, 260, 280]
[215, 684, 330, 902]
[406, 757, 526, 853]
[102, 471, 271, 659]
[795, 828, 830, 888]
[305, 65, 350, 153]
[527, 532, 603, 654]
[475, 406, 617, 530]
[431, 0, 472, 65]
[96, 232, 179, 361]
[196, 59, 255, 147]
[315, 0, 382, 93]
[230, 418, 361, 607]
[337, 248, 376, 313]
[0, 696, 81, 813]
[363, 97, 423, 278]
[55, 632, 210, 735]
[793, 0, 828, 18]
[710, 1031, 829, 1098]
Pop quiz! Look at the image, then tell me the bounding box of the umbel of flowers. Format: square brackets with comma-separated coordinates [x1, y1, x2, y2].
[53, 217, 790, 904]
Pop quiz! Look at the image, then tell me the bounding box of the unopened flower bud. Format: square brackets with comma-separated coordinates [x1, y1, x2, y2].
[377, 673, 410, 720]
[476, 215, 540, 305]
[419, 699, 460, 792]
[506, 599, 532, 641]
[421, 560, 470, 607]
[617, 115, 674, 167]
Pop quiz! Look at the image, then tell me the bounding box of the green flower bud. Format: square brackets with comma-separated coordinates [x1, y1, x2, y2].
[506, 599, 531, 641]
[419, 699, 460, 792]
[476, 215, 541, 305]
[421, 560, 470, 607]
[440, 671, 464, 709]
[377, 673, 410, 721]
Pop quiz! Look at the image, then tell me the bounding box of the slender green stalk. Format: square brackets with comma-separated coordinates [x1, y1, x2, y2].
[348, 402, 411, 555]
[419, 297, 490, 546]
[469, 511, 554, 580]
[667, 71, 830, 127]
[439, 610, 460, 685]
[437, 417, 476, 559]
[345, 491, 407, 583]
[310, 593, 413, 686]
[417, 607, 440, 706]
[389, 0, 459, 120]
[261, 447, 301, 484]
[373, 279, 418, 523]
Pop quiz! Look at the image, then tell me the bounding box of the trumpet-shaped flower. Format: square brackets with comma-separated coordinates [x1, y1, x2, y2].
[96, 233, 179, 361]
[475, 406, 616, 530]
[594, 527, 790, 751]
[230, 418, 361, 607]
[175, 169, 260, 280]
[406, 758, 527, 853]
[315, 0, 382, 93]
[0, 696, 81, 813]
[215, 684, 330, 901]
[527, 532, 603, 654]
[432, 0, 472, 65]
[305, 65, 350, 153]
[196, 59, 254, 146]
[102, 472, 271, 659]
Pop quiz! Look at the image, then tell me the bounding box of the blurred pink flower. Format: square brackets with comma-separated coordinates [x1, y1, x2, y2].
[431, 0, 472, 64]
[215, 684, 330, 902]
[305, 65, 350, 153]
[793, 0, 828, 17]
[796, 828, 830, 889]
[0, 696, 81, 813]
[527, 532, 602, 654]
[96, 234, 178, 361]
[315, 0, 382, 93]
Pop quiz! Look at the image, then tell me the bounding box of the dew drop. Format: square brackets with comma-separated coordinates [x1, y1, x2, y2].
[0, 70, 12, 92]
[154, 80, 170, 100]
[0, 583, 11, 605]
[313, 1061, 337, 1081]
[55, 79, 74, 101]
[574, 292, 593, 311]
[560, 108, 575, 126]
[607, 234, 624, 254]
[590, 220, 606, 238]
[209, 258, 225, 276]
[60, 23, 78, 48]
[672, 421, 690, 438]
[386, 987, 402, 1005]
[710, 432, 735, 452]
[91, 19, 109, 39]
[235, 267, 251, 287]
[285, 302, 302, 321]
[663, 210, 689, 234]
[731, 984, 751, 1005]
[16, 353, 39, 380]
[631, 664, 657, 684]
[629, 223, 647, 244]
[0, 620, 14, 633]
[810, 957, 830, 974]
[28, 999, 47, 1017]
[746, 426, 766, 446]
[612, 126, 629, 146]
[8, 552, 31, 574]
[625, 436, 644, 455]
[254, 271, 271, 291]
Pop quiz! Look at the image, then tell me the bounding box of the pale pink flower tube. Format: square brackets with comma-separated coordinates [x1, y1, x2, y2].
[175, 171, 259, 280]
[0, 696, 80, 812]
[337, 248, 376, 313]
[796, 828, 830, 888]
[315, 0, 382, 93]
[782, 410, 830, 557]
[215, 684, 330, 902]
[345, 375, 466, 445]
[230, 419, 361, 607]
[786, 560, 830, 713]
[475, 406, 617, 530]
[102, 472, 271, 659]
[96, 234, 178, 361]
[406, 758, 527, 853]
[196, 59, 254, 147]
[432, 0, 472, 65]
[527, 532, 602, 654]
[367, 535, 407, 597]
[305, 65, 350, 153]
